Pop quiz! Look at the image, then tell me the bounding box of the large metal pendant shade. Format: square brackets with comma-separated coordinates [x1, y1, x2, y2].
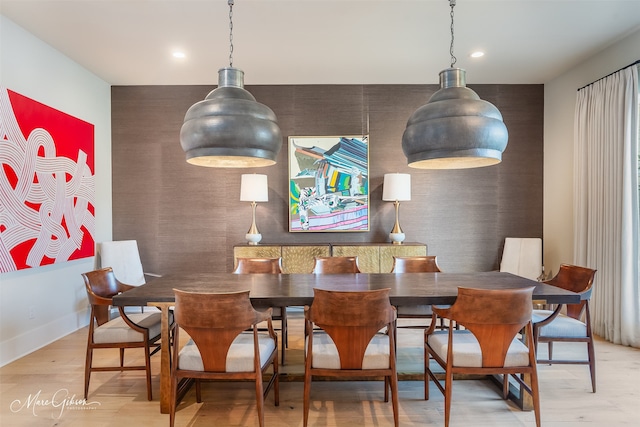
[402, 67, 508, 169]
[180, 67, 282, 168]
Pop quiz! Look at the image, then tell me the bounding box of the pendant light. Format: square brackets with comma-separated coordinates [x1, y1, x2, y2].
[180, 0, 282, 168]
[402, 0, 508, 169]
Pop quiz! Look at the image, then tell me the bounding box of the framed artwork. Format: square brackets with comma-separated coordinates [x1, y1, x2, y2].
[0, 87, 95, 273]
[288, 135, 369, 232]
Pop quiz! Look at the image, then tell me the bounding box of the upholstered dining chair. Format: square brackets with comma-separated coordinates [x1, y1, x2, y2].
[233, 257, 288, 365]
[532, 263, 597, 392]
[82, 267, 163, 400]
[99, 240, 161, 286]
[170, 289, 279, 427]
[499, 237, 544, 281]
[424, 286, 540, 427]
[100, 240, 162, 313]
[311, 256, 361, 274]
[391, 255, 442, 326]
[303, 288, 398, 427]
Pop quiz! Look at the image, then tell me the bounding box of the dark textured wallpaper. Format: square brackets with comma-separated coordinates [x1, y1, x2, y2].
[111, 84, 543, 274]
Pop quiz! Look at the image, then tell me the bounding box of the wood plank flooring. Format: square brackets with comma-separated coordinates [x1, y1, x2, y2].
[1, 311, 639, 426]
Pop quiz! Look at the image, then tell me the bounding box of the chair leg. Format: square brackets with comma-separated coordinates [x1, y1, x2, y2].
[587, 337, 596, 393]
[273, 353, 280, 406]
[84, 346, 93, 399]
[530, 368, 542, 427]
[255, 371, 265, 427]
[502, 374, 509, 399]
[424, 346, 430, 400]
[169, 374, 177, 427]
[195, 379, 202, 403]
[390, 371, 399, 427]
[281, 307, 288, 348]
[303, 366, 312, 427]
[444, 370, 453, 427]
[384, 376, 389, 402]
[280, 308, 287, 365]
[548, 342, 553, 361]
[144, 345, 152, 401]
[120, 348, 125, 368]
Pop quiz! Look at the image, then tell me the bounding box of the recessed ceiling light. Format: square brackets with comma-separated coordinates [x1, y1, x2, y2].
[172, 51, 186, 59]
[470, 51, 485, 58]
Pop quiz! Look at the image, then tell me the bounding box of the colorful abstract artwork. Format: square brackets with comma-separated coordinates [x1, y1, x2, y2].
[0, 87, 95, 273]
[289, 136, 369, 232]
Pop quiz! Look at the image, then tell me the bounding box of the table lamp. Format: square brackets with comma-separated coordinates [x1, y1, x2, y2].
[240, 174, 269, 245]
[382, 173, 411, 245]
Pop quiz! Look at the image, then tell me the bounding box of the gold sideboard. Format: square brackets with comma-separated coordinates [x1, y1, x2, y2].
[332, 243, 427, 273]
[233, 243, 426, 274]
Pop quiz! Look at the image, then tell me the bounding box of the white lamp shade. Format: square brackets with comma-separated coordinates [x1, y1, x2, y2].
[382, 173, 411, 201]
[240, 174, 269, 202]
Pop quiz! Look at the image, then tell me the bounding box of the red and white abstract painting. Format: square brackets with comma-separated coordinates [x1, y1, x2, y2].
[0, 87, 95, 273]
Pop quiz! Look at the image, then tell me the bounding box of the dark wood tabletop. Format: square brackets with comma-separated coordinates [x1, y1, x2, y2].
[112, 271, 580, 308]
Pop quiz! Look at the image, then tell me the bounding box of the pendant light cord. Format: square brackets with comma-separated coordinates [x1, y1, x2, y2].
[449, 0, 457, 68]
[228, 0, 234, 67]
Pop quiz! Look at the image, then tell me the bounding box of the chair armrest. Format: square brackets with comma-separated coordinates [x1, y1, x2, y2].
[303, 306, 313, 337]
[532, 304, 564, 327]
[254, 307, 273, 324]
[116, 307, 152, 334]
[89, 293, 113, 306]
[424, 313, 440, 339]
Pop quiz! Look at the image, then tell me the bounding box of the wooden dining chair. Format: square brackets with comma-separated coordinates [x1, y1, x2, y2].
[303, 288, 398, 427]
[425, 286, 540, 427]
[82, 267, 162, 400]
[391, 255, 442, 326]
[532, 263, 597, 392]
[170, 289, 279, 427]
[312, 256, 361, 274]
[233, 257, 288, 365]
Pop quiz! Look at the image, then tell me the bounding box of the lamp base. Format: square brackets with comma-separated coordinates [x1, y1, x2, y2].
[246, 233, 262, 245]
[390, 232, 405, 245]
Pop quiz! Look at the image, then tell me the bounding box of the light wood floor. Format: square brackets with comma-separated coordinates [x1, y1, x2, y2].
[1, 311, 639, 427]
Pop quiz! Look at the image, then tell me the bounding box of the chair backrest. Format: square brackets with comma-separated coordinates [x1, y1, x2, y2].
[499, 237, 543, 281]
[434, 286, 535, 368]
[173, 289, 262, 372]
[233, 257, 283, 274]
[391, 256, 441, 273]
[99, 240, 146, 286]
[312, 256, 361, 274]
[545, 264, 597, 320]
[82, 267, 130, 326]
[307, 288, 395, 369]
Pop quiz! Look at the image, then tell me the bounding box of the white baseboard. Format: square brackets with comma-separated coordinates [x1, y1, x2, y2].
[0, 307, 90, 367]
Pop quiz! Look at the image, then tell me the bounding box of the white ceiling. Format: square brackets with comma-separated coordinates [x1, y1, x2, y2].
[2, 0, 640, 86]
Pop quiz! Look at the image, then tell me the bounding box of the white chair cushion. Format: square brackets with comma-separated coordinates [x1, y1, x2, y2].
[427, 330, 530, 368]
[307, 332, 390, 370]
[178, 332, 276, 372]
[93, 312, 162, 344]
[532, 310, 587, 338]
[397, 305, 433, 316]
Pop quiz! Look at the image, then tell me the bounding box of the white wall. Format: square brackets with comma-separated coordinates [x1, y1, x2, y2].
[544, 29, 640, 276]
[0, 15, 112, 366]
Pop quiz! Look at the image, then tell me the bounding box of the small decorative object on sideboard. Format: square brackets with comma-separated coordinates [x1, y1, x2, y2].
[240, 174, 269, 245]
[383, 173, 411, 245]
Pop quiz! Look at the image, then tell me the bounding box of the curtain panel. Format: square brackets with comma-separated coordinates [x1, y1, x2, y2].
[574, 64, 639, 347]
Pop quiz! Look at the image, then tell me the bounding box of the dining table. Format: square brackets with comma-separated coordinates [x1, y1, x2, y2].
[112, 271, 581, 414]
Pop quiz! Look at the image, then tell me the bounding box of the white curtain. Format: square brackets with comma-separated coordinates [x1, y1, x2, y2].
[574, 64, 639, 347]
